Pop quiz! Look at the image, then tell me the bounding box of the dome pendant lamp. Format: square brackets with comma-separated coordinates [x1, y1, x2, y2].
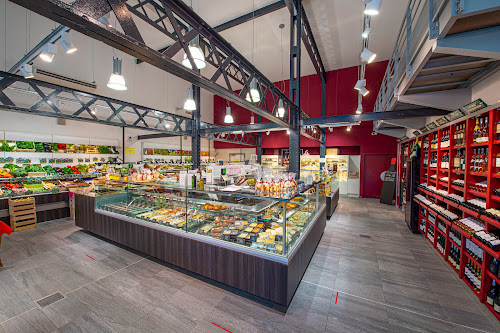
[107, 57, 127, 91]
[182, 35, 206, 70]
[184, 88, 196, 111]
[224, 106, 234, 124]
[245, 78, 261, 103]
[364, 0, 382, 16]
[277, 99, 285, 118]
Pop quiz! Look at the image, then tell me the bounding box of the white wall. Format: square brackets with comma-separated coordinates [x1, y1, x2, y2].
[215, 148, 257, 163]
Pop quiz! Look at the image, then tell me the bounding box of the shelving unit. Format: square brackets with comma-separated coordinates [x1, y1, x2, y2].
[408, 107, 500, 320]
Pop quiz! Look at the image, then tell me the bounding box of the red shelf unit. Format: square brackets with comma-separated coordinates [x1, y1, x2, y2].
[402, 107, 500, 321]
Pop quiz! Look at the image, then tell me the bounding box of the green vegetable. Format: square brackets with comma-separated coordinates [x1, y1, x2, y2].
[43, 166, 56, 174]
[98, 146, 112, 154]
[24, 165, 44, 173]
[77, 164, 89, 173]
[34, 142, 45, 152]
[1, 140, 15, 151]
[3, 164, 22, 172]
[16, 141, 34, 150]
[11, 169, 28, 177]
[51, 143, 59, 151]
[61, 167, 73, 175]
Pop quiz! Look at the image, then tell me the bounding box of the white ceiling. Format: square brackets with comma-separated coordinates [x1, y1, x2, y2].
[182, 0, 409, 81]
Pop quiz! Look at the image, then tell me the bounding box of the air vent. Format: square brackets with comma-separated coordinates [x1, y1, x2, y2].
[35, 69, 97, 90]
[37, 292, 64, 308]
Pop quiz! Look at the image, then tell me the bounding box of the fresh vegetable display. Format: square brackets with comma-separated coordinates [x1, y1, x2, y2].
[97, 146, 112, 154]
[51, 143, 59, 151]
[11, 169, 28, 177]
[3, 164, 22, 172]
[1, 140, 15, 152]
[61, 167, 73, 175]
[24, 165, 45, 173]
[16, 141, 35, 150]
[77, 164, 89, 173]
[43, 166, 56, 174]
[34, 142, 45, 152]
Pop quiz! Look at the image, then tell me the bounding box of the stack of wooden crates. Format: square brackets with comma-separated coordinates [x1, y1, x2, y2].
[8, 197, 37, 231]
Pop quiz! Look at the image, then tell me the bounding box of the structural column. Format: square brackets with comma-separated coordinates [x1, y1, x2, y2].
[319, 79, 327, 170]
[191, 84, 201, 169]
[289, 0, 301, 177]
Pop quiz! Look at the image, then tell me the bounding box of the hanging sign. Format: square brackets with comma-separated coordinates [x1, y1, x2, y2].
[447, 109, 465, 121]
[419, 126, 429, 133]
[124, 147, 135, 155]
[461, 98, 487, 114]
[426, 122, 438, 130]
[413, 130, 421, 136]
[435, 116, 449, 126]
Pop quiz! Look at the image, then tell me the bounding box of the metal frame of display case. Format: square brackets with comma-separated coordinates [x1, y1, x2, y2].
[75, 184, 326, 306]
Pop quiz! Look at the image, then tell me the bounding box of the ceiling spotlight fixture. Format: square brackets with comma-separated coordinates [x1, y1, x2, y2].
[90, 107, 97, 115]
[356, 103, 363, 114]
[20, 64, 35, 79]
[313, 127, 317, 133]
[329, 127, 333, 132]
[266, 131, 270, 135]
[360, 48, 376, 63]
[99, 13, 113, 27]
[39, 43, 57, 62]
[245, 78, 261, 103]
[224, 106, 234, 124]
[277, 99, 285, 118]
[59, 32, 77, 54]
[362, 26, 371, 39]
[347, 125, 352, 132]
[181, 35, 206, 70]
[354, 79, 366, 91]
[364, 0, 382, 16]
[184, 88, 196, 111]
[286, 129, 290, 135]
[250, 114, 255, 125]
[107, 57, 127, 90]
[163, 121, 170, 128]
[359, 87, 369, 97]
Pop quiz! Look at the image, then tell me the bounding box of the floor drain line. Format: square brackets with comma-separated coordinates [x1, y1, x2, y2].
[37, 292, 64, 308]
[359, 234, 372, 239]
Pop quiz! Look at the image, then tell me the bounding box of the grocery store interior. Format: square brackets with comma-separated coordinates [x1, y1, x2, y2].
[1, 0, 500, 332]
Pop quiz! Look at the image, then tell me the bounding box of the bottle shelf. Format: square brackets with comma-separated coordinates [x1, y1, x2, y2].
[471, 142, 490, 147]
[447, 259, 460, 275]
[429, 167, 437, 171]
[440, 169, 449, 173]
[439, 147, 450, 151]
[485, 303, 500, 321]
[469, 172, 488, 177]
[468, 190, 487, 198]
[492, 174, 500, 179]
[452, 169, 465, 174]
[453, 145, 466, 149]
[494, 140, 500, 145]
[471, 236, 500, 259]
[491, 195, 500, 203]
[437, 227, 446, 237]
[487, 270, 500, 285]
[438, 181, 449, 187]
[463, 278, 480, 297]
[451, 185, 465, 192]
[464, 251, 482, 267]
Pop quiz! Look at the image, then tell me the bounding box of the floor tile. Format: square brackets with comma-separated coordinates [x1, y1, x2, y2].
[58, 312, 116, 333]
[1, 308, 56, 333]
[41, 295, 90, 328]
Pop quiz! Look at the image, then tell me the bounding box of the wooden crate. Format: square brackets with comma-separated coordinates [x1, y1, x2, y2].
[8, 197, 37, 231]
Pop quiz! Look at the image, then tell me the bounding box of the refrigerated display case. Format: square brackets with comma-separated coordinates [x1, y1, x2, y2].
[75, 182, 327, 306]
[261, 155, 280, 168]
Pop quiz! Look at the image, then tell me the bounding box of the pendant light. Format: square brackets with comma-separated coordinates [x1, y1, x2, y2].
[266, 131, 270, 135]
[39, 43, 57, 62]
[250, 114, 255, 125]
[347, 125, 352, 132]
[20, 64, 35, 79]
[356, 103, 363, 114]
[59, 32, 77, 54]
[286, 129, 290, 135]
[359, 87, 369, 97]
[245, 78, 261, 103]
[107, 57, 127, 91]
[354, 79, 366, 91]
[224, 106, 234, 124]
[184, 88, 196, 111]
[277, 99, 285, 118]
[364, 0, 382, 16]
[182, 35, 206, 70]
[362, 26, 371, 39]
[360, 48, 376, 63]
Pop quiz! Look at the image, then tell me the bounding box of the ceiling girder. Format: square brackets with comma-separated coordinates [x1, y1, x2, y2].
[283, 0, 326, 82]
[10, 0, 297, 128]
[301, 108, 451, 126]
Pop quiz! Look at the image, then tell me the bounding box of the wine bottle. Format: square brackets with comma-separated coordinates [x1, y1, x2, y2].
[487, 281, 497, 306]
[494, 291, 500, 313]
[491, 258, 499, 275]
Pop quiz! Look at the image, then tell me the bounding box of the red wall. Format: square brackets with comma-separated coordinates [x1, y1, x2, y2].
[213, 60, 397, 198]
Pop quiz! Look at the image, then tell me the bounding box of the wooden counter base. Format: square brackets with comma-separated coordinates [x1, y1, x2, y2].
[75, 194, 326, 306]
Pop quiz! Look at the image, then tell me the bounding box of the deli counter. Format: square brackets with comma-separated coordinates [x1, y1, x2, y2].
[75, 182, 327, 306]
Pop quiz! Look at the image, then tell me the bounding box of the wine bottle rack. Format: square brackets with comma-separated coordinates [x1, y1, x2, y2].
[405, 107, 500, 321]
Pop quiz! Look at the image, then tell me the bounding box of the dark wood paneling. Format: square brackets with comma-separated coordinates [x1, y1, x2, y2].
[75, 194, 325, 306]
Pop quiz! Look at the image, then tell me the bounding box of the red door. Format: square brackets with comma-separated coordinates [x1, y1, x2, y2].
[363, 154, 395, 198]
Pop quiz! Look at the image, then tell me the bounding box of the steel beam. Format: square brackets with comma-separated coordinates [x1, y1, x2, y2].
[213, 1, 286, 32]
[137, 133, 178, 140]
[398, 88, 472, 111]
[283, 0, 326, 82]
[10, 0, 297, 129]
[0, 70, 191, 135]
[301, 108, 451, 126]
[200, 122, 281, 135]
[191, 84, 201, 169]
[433, 26, 500, 60]
[288, 0, 301, 177]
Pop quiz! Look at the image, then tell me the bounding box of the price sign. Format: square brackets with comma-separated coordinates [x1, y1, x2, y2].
[461, 99, 487, 114]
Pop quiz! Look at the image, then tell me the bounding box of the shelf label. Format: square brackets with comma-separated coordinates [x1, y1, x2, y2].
[124, 147, 135, 155]
[461, 99, 487, 114]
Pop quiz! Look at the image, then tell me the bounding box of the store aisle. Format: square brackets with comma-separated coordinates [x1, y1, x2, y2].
[0, 198, 499, 333]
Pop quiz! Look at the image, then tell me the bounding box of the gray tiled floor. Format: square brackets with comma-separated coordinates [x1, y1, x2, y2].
[1, 197, 500, 332]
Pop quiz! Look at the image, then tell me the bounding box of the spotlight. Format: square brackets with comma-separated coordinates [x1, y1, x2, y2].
[354, 79, 366, 91]
[286, 129, 290, 135]
[277, 99, 285, 118]
[329, 127, 333, 132]
[20, 64, 35, 79]
[99, 13, 113, 27]
[107, 57, 127, 90]
[184, 88, 196, 111]
[356, 104, 363, 114]
[364, 0, 382, 16]
[245, 78, 261, 103]
[362, 27, 371, 39]
[266, 131, 270, 135]
[250, 115, 255, 125]
[90, 107, 96, 115]
[224, 106, 234, 124]
[360, 48, 376, 63]
[359, 87, 369, 97]
[39, 43, 57, 62]
[59, 32, 77, 54]
[347, 125, 352, 132]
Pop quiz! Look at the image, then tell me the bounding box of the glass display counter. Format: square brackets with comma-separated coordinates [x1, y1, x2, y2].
[318, 174, 339, 218]
[75, 182, 327, 306]
[94, 183, 320, 257]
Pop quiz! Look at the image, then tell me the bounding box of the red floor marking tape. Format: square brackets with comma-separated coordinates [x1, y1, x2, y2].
[335, 292, 339, 304]
[211, 322, 232, 333]
[86, 255, 96, 260]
